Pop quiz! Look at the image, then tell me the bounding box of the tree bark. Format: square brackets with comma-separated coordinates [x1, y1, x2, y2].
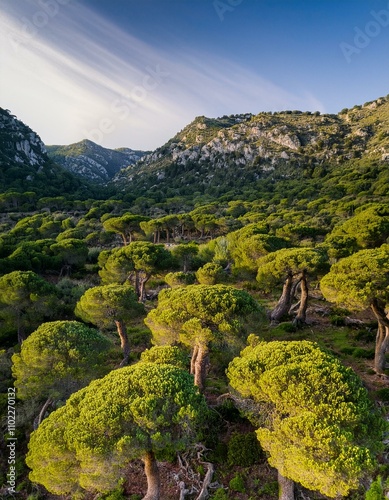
[34, 397, 54, 429]
[293, 272, 308, 327]
[115, 320, 130, 366]
[142, 450, 160, 500]
[278, 471, 295, 500]
[371, 299, 389, 374]
[196, 462, 214, 500]
[139, 273, 151, 302]
[193, 344, 209, 392]
[190, 344, 199, 375]
[270, 272, 294, 324]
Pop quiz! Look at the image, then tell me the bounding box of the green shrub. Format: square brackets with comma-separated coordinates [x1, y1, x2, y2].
[165, 271, 196, 287]
[330, 315, 346, 326]
[278, 322, 296, 333]
[259, 481, 279, 495]
[227, 432, 263, 466]
[353, 347, 375, 359]
[365, 475, 385, 500]
[210, 488, 228, 500]
[375, 388, 389, 402]
[229, 473, 246, 493]
[195, 262, 225, 285]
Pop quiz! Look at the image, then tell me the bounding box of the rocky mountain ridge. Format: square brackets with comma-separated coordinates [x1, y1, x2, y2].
[113, 96, 389, 196]
[46, 140, 147, 183]
[0, 107, 86, 196]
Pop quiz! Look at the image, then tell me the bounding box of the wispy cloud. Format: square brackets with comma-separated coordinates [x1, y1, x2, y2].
[0, 0, 325, 149]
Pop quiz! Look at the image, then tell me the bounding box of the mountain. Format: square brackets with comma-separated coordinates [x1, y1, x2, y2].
[46, 140, 148, 183]
[113, 96, 389, 200]
[0, 108, 86, 197]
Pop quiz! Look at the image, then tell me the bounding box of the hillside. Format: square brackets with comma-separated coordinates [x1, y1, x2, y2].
[113, 96, 389, 201]
[0, 108, 88, 198]
[46, 140, 148, 183]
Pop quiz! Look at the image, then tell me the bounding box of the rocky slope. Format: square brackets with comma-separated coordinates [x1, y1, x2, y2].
[0, 108, 85, 196]
[113, 96, 389, 196]
[46, 140, 147, 183]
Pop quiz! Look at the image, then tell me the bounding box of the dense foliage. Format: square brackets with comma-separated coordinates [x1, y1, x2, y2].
[26, 363, 208, 497]
[227, 339, 385, 498]
[1, 97, 389, 499]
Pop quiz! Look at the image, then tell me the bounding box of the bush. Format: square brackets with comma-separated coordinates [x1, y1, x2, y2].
[227, 432, 263, 466]
[278, 322, 297, 333]
[353, 347, 375, 359]
[164, 271, 196, 287]
[375, 388, 389, 402]
[365, 475, 386, 500]
[210, 488, 228, 500]
[229, 473, 246, 493]
[195, 262, 225, 285]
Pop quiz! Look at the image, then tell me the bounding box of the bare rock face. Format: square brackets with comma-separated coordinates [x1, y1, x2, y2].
[0, 108, 48, 169]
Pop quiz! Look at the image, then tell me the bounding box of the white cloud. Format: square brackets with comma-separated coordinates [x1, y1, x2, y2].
[0, 0, 325, 150]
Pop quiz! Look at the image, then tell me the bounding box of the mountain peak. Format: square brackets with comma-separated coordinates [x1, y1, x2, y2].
[46, 140, 147, 183]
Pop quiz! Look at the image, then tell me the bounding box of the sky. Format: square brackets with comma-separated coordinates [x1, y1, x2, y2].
[0, 0, 388, 150]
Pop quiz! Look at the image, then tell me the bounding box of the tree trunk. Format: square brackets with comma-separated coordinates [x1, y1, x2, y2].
[270, 272, 294, 324]
[293, 273, 308, 327]
[196, 462, 214, 500]
[34, 397, 54, 429]
[121, 233, 128, 246]
[139, 273, 151, 302]
[190, 344, 199, 375]
[115, 320, 130, 366]
[134, 271, 141, 299]
[142, 450, 160, 500]
[371, 299, 389, 374]
[193, 344, 209, 392]
[278, 471, 295, 500]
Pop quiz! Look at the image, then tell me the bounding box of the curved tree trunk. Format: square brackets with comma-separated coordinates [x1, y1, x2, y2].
[270, 272, 294, 324]
[278, 471, 295, 500]
[139, 273, 151, 302]
[142, 450, 160, 500]
[34, 397, 54, 429]
[293, 273, 308, 327]
[115, 320, 130, 366]
[371, 299, 389, 374]
[193, 344, 209, 392]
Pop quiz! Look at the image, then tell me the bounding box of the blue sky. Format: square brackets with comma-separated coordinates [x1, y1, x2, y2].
[1, 0, 388, 150]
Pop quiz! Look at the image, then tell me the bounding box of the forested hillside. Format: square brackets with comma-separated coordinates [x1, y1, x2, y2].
[1, 97, 389, 500]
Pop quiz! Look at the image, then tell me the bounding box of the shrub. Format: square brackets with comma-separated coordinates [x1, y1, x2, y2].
[365, 475, 385, 500]
[195, 262, 225, 285]
[164, 271, 196, 287]
[227, 432, 263, 466]
[353, 348, 375, 359]
[375, 388, 389, 402]
[210, 488, 228, 500]
[229, 473, 246, 493]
